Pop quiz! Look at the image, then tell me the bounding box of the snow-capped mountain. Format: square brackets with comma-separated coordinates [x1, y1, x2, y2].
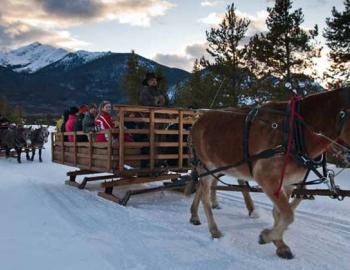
[0, 42, 68, 73]
[0, 42, 110, 73]
[49, 50, 110, 71]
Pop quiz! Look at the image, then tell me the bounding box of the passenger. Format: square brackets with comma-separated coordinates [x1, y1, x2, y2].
[65, 106, 79, 142]
[82, 104, 99, 134]
[95, 101, 114, 142]
[55, 115, 64, 132]
[73, 105, 89, 142]
[139, 72, 168, 107]
[61, 110, 70, 132]
[0, 114, 9, 129]
[138, 72, 169, 168]
[96, 101, 134, 143]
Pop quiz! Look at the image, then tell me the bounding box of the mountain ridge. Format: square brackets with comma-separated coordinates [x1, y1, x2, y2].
[0, 42, 190, 114]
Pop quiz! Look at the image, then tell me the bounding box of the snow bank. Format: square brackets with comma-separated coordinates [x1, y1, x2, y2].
[0, 131, 349, 270]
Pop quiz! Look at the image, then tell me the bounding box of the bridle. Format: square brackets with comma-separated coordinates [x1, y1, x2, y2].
[337, 109, 350, 135]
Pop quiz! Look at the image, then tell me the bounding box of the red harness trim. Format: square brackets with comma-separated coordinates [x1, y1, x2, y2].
[274, 96, 302, 197]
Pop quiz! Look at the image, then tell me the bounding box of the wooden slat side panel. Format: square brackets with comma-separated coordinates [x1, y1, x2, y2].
[149, 110, 155, 169]
[118, 108, 125, 171]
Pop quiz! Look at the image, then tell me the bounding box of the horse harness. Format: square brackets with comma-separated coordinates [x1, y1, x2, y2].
[192, 96, 350, 197]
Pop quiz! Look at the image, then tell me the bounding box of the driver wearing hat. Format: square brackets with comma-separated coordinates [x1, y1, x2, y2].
[139, 72, 168, 107]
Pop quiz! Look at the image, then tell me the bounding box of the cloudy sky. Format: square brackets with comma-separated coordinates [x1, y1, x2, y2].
[0, 0, 345, 72]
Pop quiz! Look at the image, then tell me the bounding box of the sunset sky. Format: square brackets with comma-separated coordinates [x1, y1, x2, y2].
[0, 0, 345, 72]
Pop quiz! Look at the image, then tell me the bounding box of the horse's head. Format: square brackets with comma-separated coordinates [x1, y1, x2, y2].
[41, 126, 50, 143]
[21, 127, 32, 146]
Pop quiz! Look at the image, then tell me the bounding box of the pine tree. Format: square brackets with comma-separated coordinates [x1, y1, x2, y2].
[200, 3, 251, 106]
[175, 60, 219, 108]
[154, 66, 168, 103]
[13, 105, 24, 125]
[324, 0, 350, 87]
[0, 96, 9, 116]
[122, 50, 146, 105]
[246, 0, 320, 97]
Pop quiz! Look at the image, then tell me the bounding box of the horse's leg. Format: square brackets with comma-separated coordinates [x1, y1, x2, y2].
[5, 147, 10, 158]
[272, 187, 303, 227]
[200, 176, 223, 238]
[258, 187, 295, 259]
[210, 178, 220, 209]
[16, 147, 21, 163]
[31, 148, 36, 161]
[39, 148, 42, 162]
[25, 148, 30, 160]
[237, 179, 256, 217]
[190, 181, 202, 225]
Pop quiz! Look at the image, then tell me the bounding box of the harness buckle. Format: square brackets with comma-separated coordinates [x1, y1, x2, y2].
[271, 123, 278, 129]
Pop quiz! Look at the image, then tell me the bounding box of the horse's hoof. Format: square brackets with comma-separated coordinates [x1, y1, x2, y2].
[212, 203, 221, 209]
[190, 218, 201, 226]
[211, 229, 223, 239]
[249, 209, 259, 219]
[258, 230, 271, 245]
[258, 234, 266, 244]
[276, 247, 294, 260]
[39, 160, 43, 163]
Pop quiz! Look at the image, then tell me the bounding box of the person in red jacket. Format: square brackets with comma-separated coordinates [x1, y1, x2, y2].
[65, 106, 79, 142]
[95, 101, 133, 142]
[95, 101, 114, 142]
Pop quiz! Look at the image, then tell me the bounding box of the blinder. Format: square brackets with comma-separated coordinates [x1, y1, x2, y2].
[337, 109, 350, 134]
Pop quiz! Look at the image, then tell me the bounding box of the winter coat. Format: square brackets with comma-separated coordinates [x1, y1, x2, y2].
[82, 113, 97, 133]
[139, 86, 168, 107]
[95, 113, 134, 142]
[95, 113, 115, 142]
[73, 113, 88, 142]
[0, 116, 9, 125]
[65, 114, 77, 142]
[56, 116, 64, 132]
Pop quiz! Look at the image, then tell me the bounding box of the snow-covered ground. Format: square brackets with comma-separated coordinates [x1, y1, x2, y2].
[0, 133, 349, 270]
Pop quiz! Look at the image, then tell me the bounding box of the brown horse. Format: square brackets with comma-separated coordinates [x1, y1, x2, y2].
[189, 87, 350, 259]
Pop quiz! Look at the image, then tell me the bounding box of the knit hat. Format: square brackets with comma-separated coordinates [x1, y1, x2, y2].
[79, 105, 89, 113]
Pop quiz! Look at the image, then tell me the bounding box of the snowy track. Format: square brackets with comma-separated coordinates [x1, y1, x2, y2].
[0, 135, 349, 270]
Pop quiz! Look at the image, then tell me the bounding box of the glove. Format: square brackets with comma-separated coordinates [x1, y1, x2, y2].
[94, 125, 101, 132]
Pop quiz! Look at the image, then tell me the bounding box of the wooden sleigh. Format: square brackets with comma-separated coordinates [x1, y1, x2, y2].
[52, 105, 198, 205]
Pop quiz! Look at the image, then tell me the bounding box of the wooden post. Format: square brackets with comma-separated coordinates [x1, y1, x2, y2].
[51, 132, 54, 162]
[73, 131, 77, 165]
[178, 110, 184, 169]
[88, 133, 92, 169]
[149, 109, 155, 170]
[107, 129, 112, 171]
[61, 132, 64, 163]
[118, 108, 125, 171]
